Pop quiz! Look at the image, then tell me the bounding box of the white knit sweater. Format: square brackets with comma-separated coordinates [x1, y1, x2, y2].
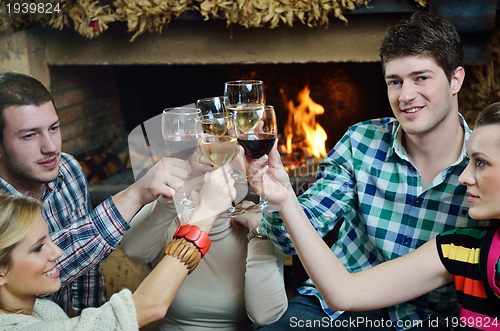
[0, 289, 138, 330]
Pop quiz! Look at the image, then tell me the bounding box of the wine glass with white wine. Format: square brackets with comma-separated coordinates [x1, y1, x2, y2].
[197, 111, 246, 217]
[197, 96, 248, 183]
[233, 105, 282, 213]
[224, 80, 265, 120]
[224, 80, 265, 182]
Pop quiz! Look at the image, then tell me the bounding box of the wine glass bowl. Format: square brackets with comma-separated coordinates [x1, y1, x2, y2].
[224, 80, 265, 108]
[196, 96, 228, 118]
[198, 114, 238, 168]
[224, 80, 265, 128]
[199, 111, 230, 136]
[232, 105, 276, 159]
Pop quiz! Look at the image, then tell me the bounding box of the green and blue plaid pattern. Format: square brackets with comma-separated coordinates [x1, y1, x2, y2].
[263, 116, 486, 330]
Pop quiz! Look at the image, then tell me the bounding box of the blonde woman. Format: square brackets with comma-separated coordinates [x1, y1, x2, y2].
[0, 165, 235, 330]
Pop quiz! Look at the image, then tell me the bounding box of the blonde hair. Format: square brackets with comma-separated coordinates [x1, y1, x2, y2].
[0, 192, 41, 313]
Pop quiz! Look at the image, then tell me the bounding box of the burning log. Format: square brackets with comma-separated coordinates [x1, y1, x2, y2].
[279, 84, 327, 176]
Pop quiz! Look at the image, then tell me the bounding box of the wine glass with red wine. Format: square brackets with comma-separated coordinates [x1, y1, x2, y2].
[233, 105, 282, 213]
[162, 106, 202, 206]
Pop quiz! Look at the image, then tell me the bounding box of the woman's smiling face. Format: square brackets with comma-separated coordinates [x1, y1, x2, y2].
[459, 125, 500, 220]
[0, 213, 63, 308]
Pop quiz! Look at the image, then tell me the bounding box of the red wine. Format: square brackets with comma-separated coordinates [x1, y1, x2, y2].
[237, 134, 276, 159]
[164, 135, 198, 160]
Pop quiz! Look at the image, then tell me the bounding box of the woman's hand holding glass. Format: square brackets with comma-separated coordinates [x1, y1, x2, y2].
[189, 164, 237, 232]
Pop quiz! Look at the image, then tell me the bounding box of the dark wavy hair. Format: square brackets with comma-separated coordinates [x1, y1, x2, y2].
[379, 11, 464, 82]
[475, 102, 500, 128]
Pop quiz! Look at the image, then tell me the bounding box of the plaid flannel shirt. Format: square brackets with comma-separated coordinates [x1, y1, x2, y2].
[0, 153, 130, 315]
[263, 116, 488, 330]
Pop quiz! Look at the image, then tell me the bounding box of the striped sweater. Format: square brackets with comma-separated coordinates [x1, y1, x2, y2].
[436, 223, 500, 330]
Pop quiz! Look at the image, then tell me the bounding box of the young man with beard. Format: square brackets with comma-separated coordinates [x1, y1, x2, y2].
[0, 71, 190, 315]
[251, 12, 483, 331]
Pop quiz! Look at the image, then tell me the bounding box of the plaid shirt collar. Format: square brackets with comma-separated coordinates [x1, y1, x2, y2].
[386, 113, 470, 166]
[0, 168, 64, 200]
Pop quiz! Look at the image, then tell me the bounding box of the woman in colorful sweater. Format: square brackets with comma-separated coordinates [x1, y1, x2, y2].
[248, 102, 500, 330]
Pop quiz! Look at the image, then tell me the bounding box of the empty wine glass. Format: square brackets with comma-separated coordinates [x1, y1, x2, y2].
[233, 105, 282, 213]
[162, 106, 202, 207]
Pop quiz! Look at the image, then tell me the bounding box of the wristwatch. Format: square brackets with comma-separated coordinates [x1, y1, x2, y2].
[247, 224, 268, 242]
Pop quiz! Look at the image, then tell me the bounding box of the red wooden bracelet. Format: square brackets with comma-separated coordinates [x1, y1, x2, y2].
[173, 224, 211, 257]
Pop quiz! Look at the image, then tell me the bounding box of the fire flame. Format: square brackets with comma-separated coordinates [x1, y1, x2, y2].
[283, 85, 327, 159]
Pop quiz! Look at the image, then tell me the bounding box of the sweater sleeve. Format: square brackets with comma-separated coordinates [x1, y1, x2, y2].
[0, 290, 138, 331]
[244, 239, 288, 326]
[121, 197, 178, 264]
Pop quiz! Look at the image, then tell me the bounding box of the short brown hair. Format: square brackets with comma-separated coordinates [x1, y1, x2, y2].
[0, 71, 54, 143]
[379, 11, 464, 82]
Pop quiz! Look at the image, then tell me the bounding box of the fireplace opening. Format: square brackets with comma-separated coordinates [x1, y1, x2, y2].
[113, 62, 392, 152]
[50, 62, 392, 199]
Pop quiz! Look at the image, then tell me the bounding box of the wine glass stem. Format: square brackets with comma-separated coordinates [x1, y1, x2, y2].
[221, 167, 237, 209]
[258, 195, 270, 208]
[175, 184, 193, 206]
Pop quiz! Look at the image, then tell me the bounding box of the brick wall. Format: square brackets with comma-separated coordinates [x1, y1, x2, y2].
[50, 66, 126, 156]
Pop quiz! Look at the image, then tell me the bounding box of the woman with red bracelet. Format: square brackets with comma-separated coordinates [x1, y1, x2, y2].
[0, 165, 236, 330]
[121, 150, 288, 330]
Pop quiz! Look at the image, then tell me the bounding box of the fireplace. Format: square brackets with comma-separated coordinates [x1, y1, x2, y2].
[34, 2, 497, 195]
[47, 60, 392, 199]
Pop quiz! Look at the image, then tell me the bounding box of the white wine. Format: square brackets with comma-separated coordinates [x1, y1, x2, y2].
[227, 104, 264, 134]
[201, 117, 229, 136]
[198, 136, 238, 168]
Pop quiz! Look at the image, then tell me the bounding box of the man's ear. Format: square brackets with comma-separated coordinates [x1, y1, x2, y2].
[451, 66, 465, 95]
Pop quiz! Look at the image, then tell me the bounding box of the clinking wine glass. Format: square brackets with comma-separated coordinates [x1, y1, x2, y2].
[224, 80, 265, 118]
[162, 106, 202, 207]
[196, 96, 247, 183]
[224, 80, 265, 181]
[233, 105, 282, 213]
[197, 112, 246, 218]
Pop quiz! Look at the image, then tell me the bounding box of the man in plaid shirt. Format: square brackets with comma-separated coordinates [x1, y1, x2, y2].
[254, 12, 484, 331]
[0, 71, 188, 315]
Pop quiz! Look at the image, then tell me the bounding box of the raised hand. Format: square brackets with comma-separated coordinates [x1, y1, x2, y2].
[247, 142, 293, 205]
[135, 157, 192, 204]
[190, 164, 237, 232]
